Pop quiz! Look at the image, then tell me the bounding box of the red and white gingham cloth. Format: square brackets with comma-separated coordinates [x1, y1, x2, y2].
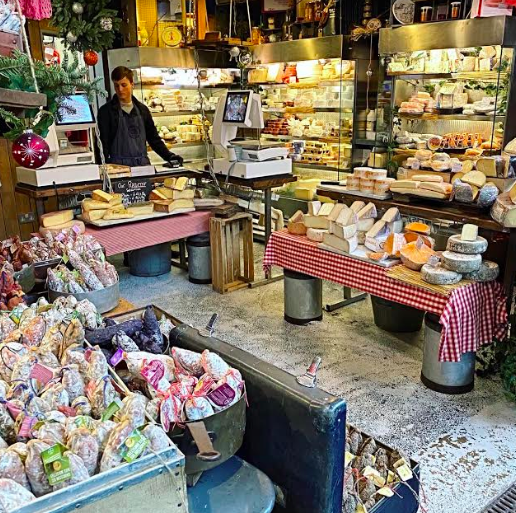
[264, 230, 508, 362]
[85, 211, 211, 256]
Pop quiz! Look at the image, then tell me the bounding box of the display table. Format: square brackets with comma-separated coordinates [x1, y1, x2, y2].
[85, 211, 211, 256]
[264, 230, 508, 362]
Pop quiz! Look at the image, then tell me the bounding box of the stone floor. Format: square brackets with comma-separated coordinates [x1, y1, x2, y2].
[113, 245, 516, 513]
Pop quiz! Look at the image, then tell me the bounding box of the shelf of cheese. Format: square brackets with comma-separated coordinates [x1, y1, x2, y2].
[398, 113, 505, 123]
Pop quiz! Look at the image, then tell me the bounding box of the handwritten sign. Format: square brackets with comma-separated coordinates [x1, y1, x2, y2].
[111, 178, 153, 206]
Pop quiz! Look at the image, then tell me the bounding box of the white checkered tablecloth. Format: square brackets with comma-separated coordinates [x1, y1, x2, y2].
[264, 230, 508, 362]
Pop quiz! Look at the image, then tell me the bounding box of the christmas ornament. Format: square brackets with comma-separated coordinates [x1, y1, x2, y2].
[72, 2, 84, 14]
[12, 130, 50, 169]
[228, 46, 240, 62]
[100, 17, 112, 31]
[83, 50, 98, 66]
[66, 31, 77, 43]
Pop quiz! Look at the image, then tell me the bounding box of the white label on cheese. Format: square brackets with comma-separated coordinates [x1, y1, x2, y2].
[461, 224, 478, 241]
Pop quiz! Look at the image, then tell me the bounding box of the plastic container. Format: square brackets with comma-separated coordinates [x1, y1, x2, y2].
[128, 242, 171, 277]
[187, 233, 212, 284]
[370, 295, 424, 332]
[48, 281, 120, 314]
[284, 268, 322, 325]
[421, 313, 475, 394]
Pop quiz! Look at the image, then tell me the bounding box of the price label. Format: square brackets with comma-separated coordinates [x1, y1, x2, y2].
[41, 443, 73, 486]
[110, 349, 124, 367]
[120, 430, 149, 463]
[377, 486, 394, 497]
[30, 364, 54, 385]
[101, 398, 123, 422]
[397, 464, 413, 482]
[207, 383, 236, 408]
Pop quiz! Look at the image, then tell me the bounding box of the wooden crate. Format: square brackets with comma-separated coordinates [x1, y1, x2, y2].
[210, 213, 254, 294]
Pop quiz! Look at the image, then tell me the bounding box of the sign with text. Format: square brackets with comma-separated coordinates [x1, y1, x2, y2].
[111, 178, 153, 205]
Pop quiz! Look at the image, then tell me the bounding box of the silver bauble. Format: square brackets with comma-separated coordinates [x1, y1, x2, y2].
[66, 31, 77, 43]
[72, 2, 84, 14]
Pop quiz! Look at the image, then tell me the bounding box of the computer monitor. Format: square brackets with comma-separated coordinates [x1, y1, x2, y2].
[222, 91, 252, 126]
[56, 93, 96, 130]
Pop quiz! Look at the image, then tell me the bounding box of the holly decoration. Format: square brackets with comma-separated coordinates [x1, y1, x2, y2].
[83, 50, 98, 67]
[51, 0, 121, 53]
[12, 130, 50, 169]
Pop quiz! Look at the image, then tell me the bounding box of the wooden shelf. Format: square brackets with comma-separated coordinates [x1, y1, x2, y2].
[399, 113, 504, 122]
[0, 88, 47, 109]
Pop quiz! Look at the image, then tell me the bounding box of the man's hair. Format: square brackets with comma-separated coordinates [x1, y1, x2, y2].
[111, 66, 134, 83]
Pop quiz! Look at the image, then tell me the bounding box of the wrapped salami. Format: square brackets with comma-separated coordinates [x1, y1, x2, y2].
[0, 448, 30, 489]
[86, 349, 109, 384]
[0, 343, 27, 381]
[99, 419, 134, 472]
[0, 403, 16, 444]
[25, 397, 52, 418]
[124, 352, 175, 382]
[118, 393, 148, 427]
[45, 410, 67, 425]
[71, 396, 92, 416]
[40, 384, 70, 411]
[160, 393, 184, 431]
[8, 443, 28, 462]
[68, 428, 99, 476]
[10, 355, 36, 384]
[47, 268, 66, 292]
[142, 424, 170, 453]
[52, 451, 89, 491]
[159, 315, 174, 340]
[90, 377, 119, 419]
[92, 420, 116, 451]
[145, 397, 161, 422]
[35, 422, 66, 446]
[0, 315, 16, 343]
[88, 260, 118, 288]
[112, 331, 139, 353]
[61, 365, 85, 402]
[172, 347, 203, 376]
[75, 300, 100, 330]
[21, 316, 46, 347]
[31, 348, 60, 370]
[0, 478, 35, 510]
[61, 319, 85, 355]
[201, 350, 230, 380]
[61, 346, 88, 376]
[184, 396, 214, 421]
[25, 439, 52, 496]
[0, 436, 7, 449]
[68, 250, 104, 291]
[0, 380, 8, 400]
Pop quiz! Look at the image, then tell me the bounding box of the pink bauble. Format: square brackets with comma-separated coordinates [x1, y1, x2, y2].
[12, 130, 50, 169]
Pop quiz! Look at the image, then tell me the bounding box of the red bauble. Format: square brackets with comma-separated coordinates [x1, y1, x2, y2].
[12, 130, 50, 169]
[84, 50, 98, 66]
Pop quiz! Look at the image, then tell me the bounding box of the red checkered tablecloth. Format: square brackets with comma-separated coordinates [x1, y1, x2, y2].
[264, 230, 507, 362]
[85, 211, 211, 256]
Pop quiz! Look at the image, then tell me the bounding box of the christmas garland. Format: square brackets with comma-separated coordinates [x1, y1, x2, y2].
[51, 0, 121, 53]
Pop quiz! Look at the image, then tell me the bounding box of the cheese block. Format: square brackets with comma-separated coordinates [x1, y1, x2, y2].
[442, 251, 482, 273]
[412, 174, 443, 183]
[509, 182, 516, 205]
[364, 235, 388, 252]
[413, 189, 449, 199]
[318, 203, 335, 217]
[103, 209, 135, 220]
[360, 185, 375, 195]
[290, 210, 304, 223]
[328, 203, 347, 221]
[462, 161, 474, 174]
[453, 180, 478, 203]
[308, 201, 322, 216]
[91, 189, 114, 203]
[307, 228, 328, 242]
[478, 183, 499, 208]
[39, 220, 85, 237]
[350, 201, 366, 214]
[421, 264, 462, 285]
[40, 210, 74, 228]
[387, 220, 404, 233]
[149, 189, 169, 201]
[357, 203, 377, 220]
[83, 199, 112, 212]
[288, 221, 307, 235]
[400, 240, 436, 271]
[393, 180, 420, 189]
[366, 219, 390, 239]
[330, 222, 357, 240]
[446, 234, 488, 254]
[173, 177, 189, 191]
[353, 167, 372, 178]
[336, 209, 358, 226]
[323, 232, 358, 253]
[127, 202, 155, 216]
[491, 192, 516, 227]
[462, 171, 487, 188]
[420, 182, 452, 194]
[163, 178, 177, 189]
[81, 209, 107, 222]
[463, 260, 499, 282]
[303, 215, 329, 229]
[382, 207, 401, 223]
[405, 221, 430, 235]
[152, 199, 195, 213]
[172, 189, 195, 200]
[359, 179, 375, 192]
[364, 169, 387, 180]
[154, 187, 174, 199]
[357, 218, 375, 232]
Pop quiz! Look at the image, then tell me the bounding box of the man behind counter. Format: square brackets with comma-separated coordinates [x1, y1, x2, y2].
[97, 66, 183, 168]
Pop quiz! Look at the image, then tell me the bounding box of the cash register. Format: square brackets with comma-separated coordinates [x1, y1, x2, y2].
[16, 93, 100, 187]
[211, 90, 292, 179]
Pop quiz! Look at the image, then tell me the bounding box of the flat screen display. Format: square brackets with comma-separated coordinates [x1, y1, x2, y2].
[56, 94, 95, 125]
[222, 91, 251, 123]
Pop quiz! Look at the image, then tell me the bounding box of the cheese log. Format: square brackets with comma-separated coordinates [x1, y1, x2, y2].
[442, 251, 482, 273]
[163, 178, 177, 189]
[412, 174, 443, 183]
[392, 180, 420, 189]
[323, 233, 358, 253]
[350, 201, 366, 214]
[461, 224, 478, 241]
[330, 222, 357, 240]
[173, 177, 189, 191]
[318, 203, 335, 217]
[357, 203, 377, 220]
[509, 183, 516, 205]
[366, 220, 390, 239]
[91, 190, 114, 203]
[172, 189, 195, 200]
[288, 221, 307, 235]
[382, 207, 401, 222]
[39, 220, 85, 237]
[303, 215, 329, 229]
[491, 192, 516, 227]
[463, 260, 500, 282]
[149, 189, 169, 201]
[446, 234, 488, 254]
[306, 228, 328, 242]
[336, 209, 358, 226]
[103, 210, 135, 220]
[40, 210, 74, 228]
[290, 210, 304, 223]
[127, 202, 155, 216]
[308, 201, 322, 216]
[357, 218, 375, 232]
[81, 210, 107, 222]
[421, 264, 462, 285]
[462, 171, 487, 188]
[328, 203, 347, 221]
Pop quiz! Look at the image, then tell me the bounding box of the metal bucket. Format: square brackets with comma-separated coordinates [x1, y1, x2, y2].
[284, 268, 323, 325]
[187, 233, 212, 284]
[33, 258, 61, 281]
[128, 243, 171, 277]
[49, 281, 120, 314]
[421, 313, 475, 394]
[371, 295, 424, 333]
[14, 264, 35, 293]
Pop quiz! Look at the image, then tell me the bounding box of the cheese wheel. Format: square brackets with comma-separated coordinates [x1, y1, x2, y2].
[347, 177, 360, 191]
[40, 210, 74, 228]
[442, 251, 482, 273]
[364, 169, 388, 180]
[306, 228, 328, 242]
[446, 234, 488, 255]
[39, 220, 85, 237]
[463, 260, 499, 282]
[415, 149, 432, 161]
[421, 264, 462, 285]
[359, 178, 375, 188]
[354, 167, 372, 179]
[360, 185, 375, 194]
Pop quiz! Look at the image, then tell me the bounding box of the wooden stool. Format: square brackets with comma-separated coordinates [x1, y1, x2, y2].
[210, 213, 254, 294]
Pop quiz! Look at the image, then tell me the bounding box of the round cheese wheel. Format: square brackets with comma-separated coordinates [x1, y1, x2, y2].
[306, 228, 327, 242]
[359, 179, 375, 189]
[415, 149, 432, 161]
[365, 169, 388, 180]
[354, 167, 373, 179]
[446, 234, 488, 255]
[463, 260, 499, 282]
[360, 185, 375, 194]
[442, 251, 482, 273]
[347, 177, 360, 191]
[433, 152, 451, 162]
[421, 264, 462, 285]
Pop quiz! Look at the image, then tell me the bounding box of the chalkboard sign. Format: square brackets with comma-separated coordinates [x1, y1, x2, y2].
[111, 178, 153, 206]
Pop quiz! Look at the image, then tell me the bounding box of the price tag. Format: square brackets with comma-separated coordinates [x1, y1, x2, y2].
[345, 451, 355, 467]
[110, 349, 124, 367]
[207, 383, 236, 408]
[41, 444, 73, 486]
[30, 364, 54, 385]
[363, 466, 386, 487]
[141, 360, 165, 390]
[377, 486, 394, 498]
[72, 224, 82, 235]
[5, 401, 23, 419]
[101, 398, 123, 422]
[62, 253, 69, 265]
[71, 415, 94, 430]
[396, 464, 413, 482]
[120, 430, 149, 463]
[18, 416, 37, 438]
[58, 405, 77, 417]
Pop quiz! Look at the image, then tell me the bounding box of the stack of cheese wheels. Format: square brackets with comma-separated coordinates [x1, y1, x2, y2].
[347, 167, 389, 196]
[39, 210, 85, 236]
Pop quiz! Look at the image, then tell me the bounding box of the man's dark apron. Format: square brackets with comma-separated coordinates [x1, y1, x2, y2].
[109, 105, 151, 167]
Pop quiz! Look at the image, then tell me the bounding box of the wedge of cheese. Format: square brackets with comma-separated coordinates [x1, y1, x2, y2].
[323, 232, 358, 253]
[462, 170, 487, 188]
[350, 201, 366, 214]
[357, 218, 375, 232]
[392, 180, 420, 189]
[357, 203, 377, 220]
[330, 222, 357, 240]
[92, 189, 114, 203]
[366, 220, 390, 239]
[318, 203, 335, 217]
[149, 189, 169, 201]
[172, 189, 195, 200]
[491, 192, 516, 227]
[154, 187, 174, 199]
[103, 209, 135, 220]
[127, 202, 155, 216]
[420, 182, 452, 194]
[40, 210, 74, 228]
[365, 236, 388, 253]
[412, 174, 443, 183]
[382, 207, 401, 223]
[164, 177, 177, 189]
[308, 201, 322, 216]
[509, 182, 516, 205]
[81, 210, 107, 222]
[328, 203, 347, 222]
[173, 177, 189, 191]
[307, 228, 328, 242]
[152, 199, 195, 213]
[336, 208, 358, 226]
[83, 199, 113, 212]
[303, 215, 329, 229]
